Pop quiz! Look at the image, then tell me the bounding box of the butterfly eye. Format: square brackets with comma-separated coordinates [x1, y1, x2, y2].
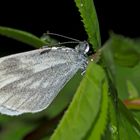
[75, 41, 89, 54]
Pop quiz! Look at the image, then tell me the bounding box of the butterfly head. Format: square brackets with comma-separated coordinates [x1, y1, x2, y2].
[75, 41, 89, 55]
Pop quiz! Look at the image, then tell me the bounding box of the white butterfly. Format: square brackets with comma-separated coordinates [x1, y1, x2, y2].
[0, 42, 89, 116]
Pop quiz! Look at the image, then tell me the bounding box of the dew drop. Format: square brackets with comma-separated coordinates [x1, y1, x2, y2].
[110, 125, 118, 136]
[80, 3, 83, 7]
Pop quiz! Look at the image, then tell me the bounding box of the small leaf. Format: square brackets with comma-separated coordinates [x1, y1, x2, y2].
[50, 62, 108, 140]
[75, 0, 101, 49]
[0, 26, 46, 48]
[123, 98, 140, 110]
[40, 33, 58, 45]
[126, 80, 139, 99]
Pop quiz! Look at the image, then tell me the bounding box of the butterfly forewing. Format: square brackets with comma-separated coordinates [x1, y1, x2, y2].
[0, 46, 87, 115]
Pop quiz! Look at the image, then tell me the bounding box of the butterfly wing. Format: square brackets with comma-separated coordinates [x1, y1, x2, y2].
[0, 47, 85, 115]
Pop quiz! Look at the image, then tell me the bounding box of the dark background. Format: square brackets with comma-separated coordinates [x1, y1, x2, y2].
[0, 0, 139, 53]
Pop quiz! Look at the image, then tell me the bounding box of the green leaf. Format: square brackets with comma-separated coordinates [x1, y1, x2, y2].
[102, 97, 119, 140]
[132, 111, 140, 127]
[50, 62, 108, 140]
[75, 0, 101, 49]
[115, 64, 140, 99]
[0, 26, 46, 48]
[86, 73, 109, 140]
[103, 34, 140, 67]
[118, 100, 140, 139]
[102, 34, 140, 99]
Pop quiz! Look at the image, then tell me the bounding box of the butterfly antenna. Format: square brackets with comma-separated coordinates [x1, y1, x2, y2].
[47, 41, 81, 47]
[46, 32, 81, 42]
